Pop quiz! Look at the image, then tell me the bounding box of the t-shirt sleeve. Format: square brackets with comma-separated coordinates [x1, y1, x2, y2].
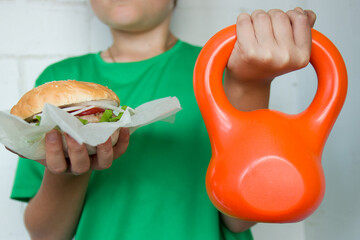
[10, 66, 55, 202]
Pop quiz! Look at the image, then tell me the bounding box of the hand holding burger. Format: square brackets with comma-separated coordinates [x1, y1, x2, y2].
[8, 80, 130, 175]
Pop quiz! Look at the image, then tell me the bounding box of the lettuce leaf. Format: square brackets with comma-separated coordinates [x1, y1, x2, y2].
[78, 118, 88, 125]
[35, 116, 41, 126]
[100, 109, 113, 123]
[99, 108, 127, 123]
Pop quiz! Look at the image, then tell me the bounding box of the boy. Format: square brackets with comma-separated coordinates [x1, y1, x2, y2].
[10, 0, 316, 239]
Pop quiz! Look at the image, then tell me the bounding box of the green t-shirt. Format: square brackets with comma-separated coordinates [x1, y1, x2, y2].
[11, 40, 253, 240]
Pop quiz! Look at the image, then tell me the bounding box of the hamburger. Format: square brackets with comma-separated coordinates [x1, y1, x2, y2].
[10, 80, 130, 155]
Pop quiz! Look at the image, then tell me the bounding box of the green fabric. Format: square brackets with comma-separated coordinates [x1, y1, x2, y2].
[10, 40, 253, 240]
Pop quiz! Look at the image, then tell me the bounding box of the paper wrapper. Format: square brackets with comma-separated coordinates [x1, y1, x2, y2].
[0, 97, 181, 160]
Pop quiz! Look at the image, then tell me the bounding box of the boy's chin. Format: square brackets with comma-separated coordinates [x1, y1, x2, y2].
[92, 0, 173, 32]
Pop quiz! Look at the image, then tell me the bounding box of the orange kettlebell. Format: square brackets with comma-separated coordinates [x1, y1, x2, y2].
[193, 25, 347, 223]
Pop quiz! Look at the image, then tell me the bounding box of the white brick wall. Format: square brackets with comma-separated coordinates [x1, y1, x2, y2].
[0, 58, 20, 109]
[0, 1, 96, 238]
[0, 2, 91, 56]
[0, 0, 95, 98]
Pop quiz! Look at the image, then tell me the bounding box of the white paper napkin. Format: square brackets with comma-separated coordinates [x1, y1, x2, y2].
[0, 97, 182, 160]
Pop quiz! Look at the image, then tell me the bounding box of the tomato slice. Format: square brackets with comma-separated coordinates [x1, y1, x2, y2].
[73, 107, 105, 116]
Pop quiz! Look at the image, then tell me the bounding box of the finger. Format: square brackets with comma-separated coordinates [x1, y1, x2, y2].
[251, 10, 276, 46]
[295, 7, 316, 27]
[286, 8, 312, 50]
[91, 137, 114, 170]
[268, 9, 294, 47]
[304, 9, 317, 28]
[113, 128, 130, 159]
[45, 129, 67, 174]
[235, 13, 257, 50]
[5, 146, 29, 159]
[64, 133, 90, 175]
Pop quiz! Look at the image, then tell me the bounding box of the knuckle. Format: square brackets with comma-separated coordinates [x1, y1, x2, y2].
[276, 50, 291, 68]
[236, 13, 250, 24]
[46, 136, 62, 150]
[260, 51, 274, 64]
[64, 134, 83, 151]
[98, 141, 113, 154]
[276, 50, 309, 70]
[289, 10, 309, 23]
[293, 49, 311, 68]
[68, 151, 91, 174]
[91, 156, 112, 171]
[98, 150, 113, 161]
[296, 13, 309, 23]
[286, 9, 297, 16]
[268, 8, 283, 14]
[296, 54, 310, 68]
[252, 10, 269, 21]
[239, 47, 257, 64]
[252, 9, 266, 16]
[271, 10, 288, 21]
[46, 146, 63, 157]
[97, 146, 114, 160]
[68, 144, 86, 155]
[236, 13, 251, 28]
[244, 49, 273, 66]
[95, 144, 114, 170]
[48, 164, 67, 175]
[98, 155, 114, 169]
[99, 161, 113, 170]
[71, 162, 90, 175]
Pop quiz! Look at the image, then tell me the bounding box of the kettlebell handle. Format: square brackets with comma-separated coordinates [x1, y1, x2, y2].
[194, 25, 347, 155]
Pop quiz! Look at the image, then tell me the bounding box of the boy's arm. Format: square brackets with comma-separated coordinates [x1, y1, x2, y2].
[23, 128, 130, 239]
[220, 8, 316, 232]
[25, 169, 92, 240]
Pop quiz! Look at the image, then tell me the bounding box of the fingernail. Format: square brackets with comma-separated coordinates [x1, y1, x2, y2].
[46, 132, 58, 142]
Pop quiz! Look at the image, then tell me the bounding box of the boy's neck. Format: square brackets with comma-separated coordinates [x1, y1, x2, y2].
[103, 17, 177, 63]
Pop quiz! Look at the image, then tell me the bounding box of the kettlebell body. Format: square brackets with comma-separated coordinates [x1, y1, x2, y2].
[193, 25, 347, 222]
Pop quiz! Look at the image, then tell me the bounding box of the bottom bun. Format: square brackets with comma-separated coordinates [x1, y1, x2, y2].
[61, 129, 120, 156]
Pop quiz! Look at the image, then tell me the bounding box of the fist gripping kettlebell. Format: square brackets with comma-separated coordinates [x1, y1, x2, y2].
[193, 25, 347, 222]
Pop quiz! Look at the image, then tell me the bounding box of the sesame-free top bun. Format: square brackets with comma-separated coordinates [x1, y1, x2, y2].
[10, 80, 120, 120]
